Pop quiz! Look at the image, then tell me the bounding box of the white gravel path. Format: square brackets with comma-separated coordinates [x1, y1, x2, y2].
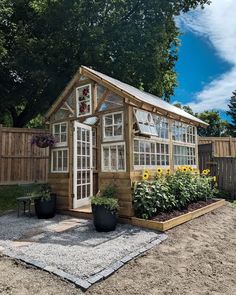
[0, 214, 165, 280]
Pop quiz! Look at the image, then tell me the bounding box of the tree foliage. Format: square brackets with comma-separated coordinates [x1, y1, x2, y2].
[0, 0, 209, 127]
[227, 91, 236, 136]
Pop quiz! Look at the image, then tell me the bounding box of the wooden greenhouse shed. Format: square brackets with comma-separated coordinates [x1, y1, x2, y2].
[45, 66, 208, 218]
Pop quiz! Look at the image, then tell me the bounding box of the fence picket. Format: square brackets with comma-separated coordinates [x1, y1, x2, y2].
[0, 126, 49, 185]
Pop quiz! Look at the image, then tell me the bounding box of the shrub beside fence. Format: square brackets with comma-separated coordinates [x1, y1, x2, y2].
[0, 125, 49, 185]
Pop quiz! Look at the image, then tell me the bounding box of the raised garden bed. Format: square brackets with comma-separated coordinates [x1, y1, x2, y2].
[132, 199, 226, 232]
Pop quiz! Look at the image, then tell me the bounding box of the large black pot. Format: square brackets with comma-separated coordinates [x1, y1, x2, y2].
[92, 204, 117, 232]
[35, 194, 56, 219]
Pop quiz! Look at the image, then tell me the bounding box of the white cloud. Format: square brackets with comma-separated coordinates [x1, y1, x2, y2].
[176, 0, 236, 113]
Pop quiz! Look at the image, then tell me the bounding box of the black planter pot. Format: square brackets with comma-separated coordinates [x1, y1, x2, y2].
[92, 204, 117, 232]
[35, 194, 56, 219]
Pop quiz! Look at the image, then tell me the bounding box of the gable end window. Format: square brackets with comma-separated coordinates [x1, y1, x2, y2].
[103, 111, 123, 141]
[76, 84, 92, 117]
[53, 122, 67, 146]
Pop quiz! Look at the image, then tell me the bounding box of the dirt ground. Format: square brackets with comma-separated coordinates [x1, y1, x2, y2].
[0, 203, 235, 295]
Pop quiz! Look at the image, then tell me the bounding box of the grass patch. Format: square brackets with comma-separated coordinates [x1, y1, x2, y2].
[0, 184, 42, 213]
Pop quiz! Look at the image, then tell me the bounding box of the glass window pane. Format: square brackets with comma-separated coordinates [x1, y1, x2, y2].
[110, 146, 117, 170]
[105, 115, 112, 126]
[105, 126, 113, 137]
[103, 147, 109, 170]
[114, 113, 122, 125]
[118, 145, 125, 170]
[114, 125, 122, 136]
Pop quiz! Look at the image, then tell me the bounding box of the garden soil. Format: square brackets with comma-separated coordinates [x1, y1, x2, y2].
[0, 203, 235, 295]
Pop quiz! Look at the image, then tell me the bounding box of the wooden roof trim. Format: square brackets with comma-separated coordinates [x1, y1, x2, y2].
[80, 67, 206, 128]
[45, 70, 81, 119]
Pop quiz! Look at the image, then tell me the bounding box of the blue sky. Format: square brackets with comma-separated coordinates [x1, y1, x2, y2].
[173, 0, 236, 121]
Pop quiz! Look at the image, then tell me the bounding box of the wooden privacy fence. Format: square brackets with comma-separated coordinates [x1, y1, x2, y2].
[0, 125, 49, 185]
[198, 136, 236, 157]
[198, 141, 236, 199]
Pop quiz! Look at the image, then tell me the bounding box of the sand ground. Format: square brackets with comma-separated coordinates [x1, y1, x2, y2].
[0, 203, 235, 295]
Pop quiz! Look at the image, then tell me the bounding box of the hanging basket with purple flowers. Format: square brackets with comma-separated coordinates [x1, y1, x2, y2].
[31, 134, 57, 148]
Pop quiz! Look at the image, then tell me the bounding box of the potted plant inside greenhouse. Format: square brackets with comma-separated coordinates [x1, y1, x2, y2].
[33, 184, 57, 219]
[91, 185, 119, 232]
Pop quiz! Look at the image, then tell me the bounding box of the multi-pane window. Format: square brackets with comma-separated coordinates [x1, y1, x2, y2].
[51, 149, 68, 172]
[76, 84, 92, 117]
[103, 112, 123, 141]
[133, 139, 169, 167]
[172, 121, 196, 144]
[53, 122, 67, 146]
[92, 129, 97, 169]
[173, 145, 196, 166]
[134, 109, 169, 139]
[102, 143, 126, 172]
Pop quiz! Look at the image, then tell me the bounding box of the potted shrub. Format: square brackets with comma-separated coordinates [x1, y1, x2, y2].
[31, 134, 57, 148]
[91, 185, 119, 232]
[33, 184, 57, 219]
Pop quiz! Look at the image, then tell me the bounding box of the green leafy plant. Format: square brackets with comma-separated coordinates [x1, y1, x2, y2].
[91, 196, 119, 212]
[133, 172, 219, 219]
[91, 184, 119, 212]
[102, 185, 118, 199]
[32, 184, 52, 201]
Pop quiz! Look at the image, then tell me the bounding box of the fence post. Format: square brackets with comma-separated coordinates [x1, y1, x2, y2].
[229, 136, 233, 157]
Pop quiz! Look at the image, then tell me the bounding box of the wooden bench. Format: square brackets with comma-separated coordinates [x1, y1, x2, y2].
[16, 184, 38, 217]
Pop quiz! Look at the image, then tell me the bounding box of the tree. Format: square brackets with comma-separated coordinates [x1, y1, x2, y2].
[227, 91, 236, 136]
[197, 110, 230, 137]
[0, 0, 209, 127]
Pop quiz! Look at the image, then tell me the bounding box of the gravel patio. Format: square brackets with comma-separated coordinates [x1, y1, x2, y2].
[0, 213, 166, 290]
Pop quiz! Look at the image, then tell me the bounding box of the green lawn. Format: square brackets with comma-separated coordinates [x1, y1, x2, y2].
[0, 185, 22, 213]
[0, 184, 41, 213]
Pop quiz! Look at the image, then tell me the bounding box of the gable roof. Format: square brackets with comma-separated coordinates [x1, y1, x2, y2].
[45, 65, 208, 127]
[81, 66, 208, 126]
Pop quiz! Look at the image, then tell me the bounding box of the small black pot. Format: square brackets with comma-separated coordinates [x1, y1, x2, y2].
[92, 204, 117, 232]
[35, 194, 56, 219]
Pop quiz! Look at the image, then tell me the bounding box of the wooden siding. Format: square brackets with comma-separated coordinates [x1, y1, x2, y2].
[0, 126, 49, 184]
[48, 173, 69, 209]
[198, 136, 236, 157]
[98, 172, 134, 217]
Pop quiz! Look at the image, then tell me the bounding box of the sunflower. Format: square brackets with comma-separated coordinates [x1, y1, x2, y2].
[182, 166, 188, 172]
[142, 172, 149, 180]
[202, 169, 210, 176]
[156, 167, 163, 175]
[166, 168, 171, 176]
[188, 166, 194, 172]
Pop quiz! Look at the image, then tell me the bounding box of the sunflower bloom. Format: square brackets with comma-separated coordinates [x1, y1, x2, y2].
[156, 167, 163, 175]
[182, 166, 188, 172]
[142, 172, 149, 180]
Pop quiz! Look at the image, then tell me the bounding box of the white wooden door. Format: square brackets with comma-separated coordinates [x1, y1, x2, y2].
[73, 122, 93, 208]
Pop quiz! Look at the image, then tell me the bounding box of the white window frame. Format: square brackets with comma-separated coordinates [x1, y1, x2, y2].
[173, 144, 197, 167]
[103, 111, 124, 142]
[51, 148, 69, 173]
[133, 137, 170, 169]
[134, 108, 169, 140]
[172, 121, 196, 144]
[52, 122, 68, 147]
[101, 142, 126, 172]
[76, 84, 92, 117]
